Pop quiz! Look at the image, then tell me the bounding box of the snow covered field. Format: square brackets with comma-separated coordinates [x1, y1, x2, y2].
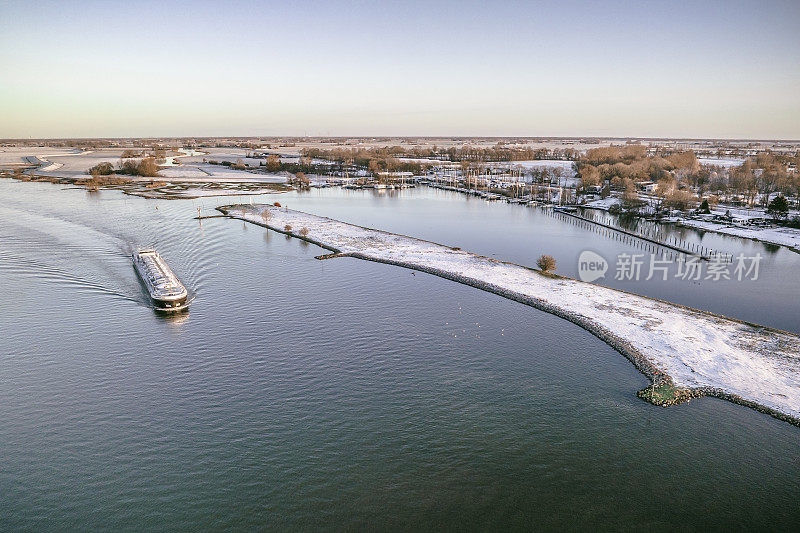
[9, 148, 129, 176]
[157, 165, 286, 183]
[0, 147, 85, 167]
[583, 197, 620, 211]
[495, 159, 575, 171]
[222, 204, 800, 425]
[698, 157, 746, 168]
[3, 147, 287, 185]
[396, 157, 450, 164]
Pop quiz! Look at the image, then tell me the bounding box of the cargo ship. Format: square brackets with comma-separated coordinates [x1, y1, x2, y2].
[132, 249, 189, 311]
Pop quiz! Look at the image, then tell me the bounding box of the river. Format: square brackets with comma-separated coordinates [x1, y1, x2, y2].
[1, 179, 798, 530]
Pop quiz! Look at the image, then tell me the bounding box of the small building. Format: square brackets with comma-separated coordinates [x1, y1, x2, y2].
[635, 181, 658, 193]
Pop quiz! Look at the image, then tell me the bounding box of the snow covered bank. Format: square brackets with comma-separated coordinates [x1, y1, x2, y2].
[0, 147, 83, 168]
[23, 155, 64, 172]
[582, 197, 620, 211]
[11, 147, 284, 185]
[678, 219, 800, 252]
[6, 147, 289, 198]
[157, 164, 287, 182]
[220, 204, 800, 426]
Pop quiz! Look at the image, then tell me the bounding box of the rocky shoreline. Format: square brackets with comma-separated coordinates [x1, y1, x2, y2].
[218, 204, 800, 427]
[344, 253, 800, 426]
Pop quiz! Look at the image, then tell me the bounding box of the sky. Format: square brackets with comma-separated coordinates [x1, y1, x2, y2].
[1, 0, 798, 139]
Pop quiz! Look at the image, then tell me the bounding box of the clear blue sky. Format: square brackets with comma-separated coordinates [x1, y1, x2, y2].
[1, 0, 798, 138]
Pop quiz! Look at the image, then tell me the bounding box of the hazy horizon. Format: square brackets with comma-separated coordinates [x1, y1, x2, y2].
[3, 134, 800, 143]
[1, 0, 798, 139]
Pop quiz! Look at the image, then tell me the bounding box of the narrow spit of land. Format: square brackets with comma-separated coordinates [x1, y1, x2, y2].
[219, 204, 800, 426]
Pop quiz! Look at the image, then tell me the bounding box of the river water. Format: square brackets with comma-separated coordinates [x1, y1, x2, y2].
[1, 179, 798, 530]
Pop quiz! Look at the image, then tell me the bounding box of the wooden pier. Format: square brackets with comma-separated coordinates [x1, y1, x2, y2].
[551, 208, 732, 262]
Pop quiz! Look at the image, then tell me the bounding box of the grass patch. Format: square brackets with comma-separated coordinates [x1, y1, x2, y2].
[637, 382, 695, 406]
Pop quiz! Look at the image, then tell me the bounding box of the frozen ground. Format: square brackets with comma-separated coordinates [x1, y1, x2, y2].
[496, 159, 575, 171]
[4, 146, 287, 184]
[157, 164, 286, 183]
[0, 147, 85, 167]
[708, 204, 800, 219]
[129, 185, 286, 199]
[3, 146, 289, 199]
[577, 196, 799, 251]
[4, 148, 130, 176]
[222, 204, 800, 425]
[583, 197, 620, 210]
[180, 147, 268, 167]
[698, 157, 746, 168]
[679, 219, 800, 251]
[396, 157, 450, 164]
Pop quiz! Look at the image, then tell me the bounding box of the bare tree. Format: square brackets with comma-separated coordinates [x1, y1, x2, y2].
[537, 255, 557, 273]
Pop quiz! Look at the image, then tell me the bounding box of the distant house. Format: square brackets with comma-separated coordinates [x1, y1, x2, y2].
[635, 181, 658, 193]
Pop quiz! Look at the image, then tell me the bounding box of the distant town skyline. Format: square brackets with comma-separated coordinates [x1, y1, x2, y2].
[1, 0, 798, 139]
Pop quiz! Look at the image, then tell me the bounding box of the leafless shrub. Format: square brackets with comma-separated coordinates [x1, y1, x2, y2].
[284, 224, 292, 232]
[536, 254, 556, 273]
[266, 154, 281, 172]
[137, 158, 160, 177]
[89, 162, 114, 176]
[299, 227, 309, 236]
[117, 157, 159, 177]
[663, 189, 697, 211]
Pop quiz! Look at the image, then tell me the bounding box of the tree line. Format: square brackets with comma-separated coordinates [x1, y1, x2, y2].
[88, 158, 160, 178]
[577, 144, 800, 209]
[301, 144, 579, 167]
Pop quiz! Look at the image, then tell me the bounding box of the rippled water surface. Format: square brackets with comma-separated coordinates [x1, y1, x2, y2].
[1, 180, 799, 530]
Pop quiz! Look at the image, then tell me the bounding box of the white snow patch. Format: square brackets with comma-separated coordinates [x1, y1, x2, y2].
[583, 197, 620, 211]
[496, 160, 576, 171]
[679, 219, 800, 250]
[698, 157, 746, 168]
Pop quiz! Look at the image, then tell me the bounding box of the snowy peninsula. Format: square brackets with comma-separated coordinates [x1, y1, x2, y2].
[219, 204, 800, 426]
